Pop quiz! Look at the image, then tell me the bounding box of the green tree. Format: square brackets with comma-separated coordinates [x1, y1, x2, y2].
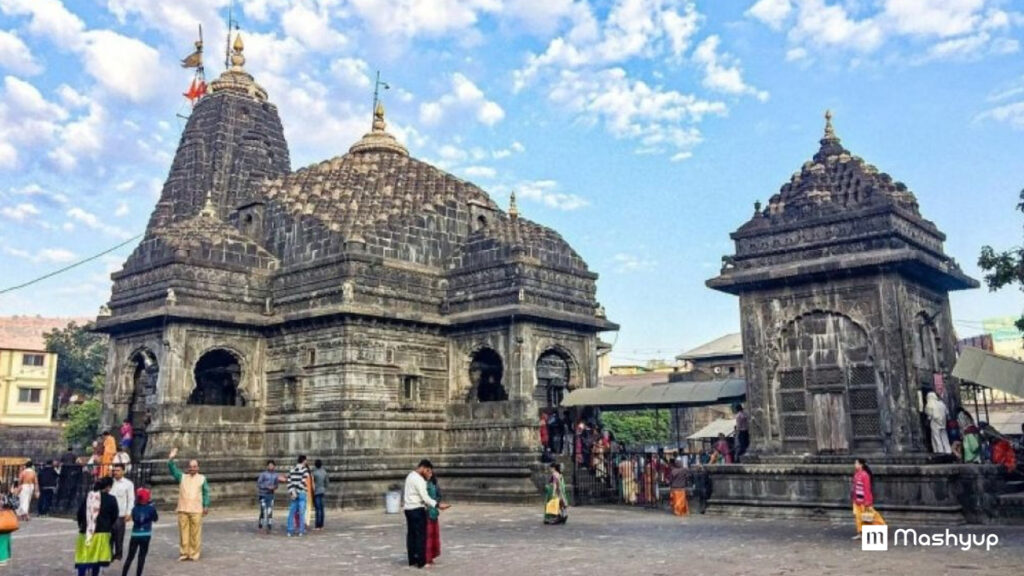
[978, 189, 1024, 334]
[63, 376, 103, 448]
[601, 411, 670, 446]
[44, 321, 107, 393]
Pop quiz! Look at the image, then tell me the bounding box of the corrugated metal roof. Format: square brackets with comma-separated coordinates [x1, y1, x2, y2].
[952, 347, 1024, 398]
[562, 378, 745, 409]
[677, 333, 743, 361]
[687, 418, 736, 440]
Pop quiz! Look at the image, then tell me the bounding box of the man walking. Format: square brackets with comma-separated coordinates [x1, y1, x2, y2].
[36, 461, 59, 516]
[110, 463, 136, 561]
[286, 455, 311, 537]
[404, 460, 445, 569]
[256, 460, 283, 534]
[16, 461, 36, 521]
[312, 459, 328, 531]
[167, 447, 209, 561]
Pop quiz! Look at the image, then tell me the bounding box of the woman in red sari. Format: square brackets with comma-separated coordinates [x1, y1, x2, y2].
[425, 475, 449, 565]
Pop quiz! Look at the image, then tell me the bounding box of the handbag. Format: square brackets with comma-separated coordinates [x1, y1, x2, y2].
[0, 509, 19, 533]
[545, 498, 560, 516]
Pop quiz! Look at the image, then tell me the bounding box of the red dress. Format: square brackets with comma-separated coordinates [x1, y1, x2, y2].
[425, 519, 441, 563]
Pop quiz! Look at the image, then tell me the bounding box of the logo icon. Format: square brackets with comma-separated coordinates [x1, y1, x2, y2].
[862, 525, 888, 551]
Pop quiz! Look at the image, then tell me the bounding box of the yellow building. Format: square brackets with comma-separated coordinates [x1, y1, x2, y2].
[0, 315, 86, 427]
[0, 347, 57, 425]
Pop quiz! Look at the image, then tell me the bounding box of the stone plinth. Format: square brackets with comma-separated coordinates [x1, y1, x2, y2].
[705, 458, 1007, 525]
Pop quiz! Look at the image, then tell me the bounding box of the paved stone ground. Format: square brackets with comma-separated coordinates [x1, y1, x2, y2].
[7, 505, 1024, 576]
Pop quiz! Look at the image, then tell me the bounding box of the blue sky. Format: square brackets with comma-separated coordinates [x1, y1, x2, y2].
[0, 0, 1022, 364]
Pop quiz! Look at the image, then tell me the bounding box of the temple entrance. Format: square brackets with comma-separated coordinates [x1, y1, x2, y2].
[190, 349, 243, 406]
[535, 350, 571, 409]
[128, 349, 158, 460]
[470, 348, 506, 402]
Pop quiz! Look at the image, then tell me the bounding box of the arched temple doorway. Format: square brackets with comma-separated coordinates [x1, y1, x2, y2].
[535, 350, 571, 409]
[190, 349, 244, 406]
[128, 349, 158, 459]
[774, 311, 882, 454]
[470, 348, 506, 402]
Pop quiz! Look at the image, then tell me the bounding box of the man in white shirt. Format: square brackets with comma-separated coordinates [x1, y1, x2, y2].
[110, 463, 136, 561]
[403, 459, 445, 568]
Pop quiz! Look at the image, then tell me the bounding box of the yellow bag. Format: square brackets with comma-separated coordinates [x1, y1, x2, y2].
[860, 508, 877, 524]
[545, 498, 561, 516]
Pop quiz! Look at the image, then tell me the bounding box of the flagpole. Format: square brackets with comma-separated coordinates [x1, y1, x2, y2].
[225, 0, 236, 70]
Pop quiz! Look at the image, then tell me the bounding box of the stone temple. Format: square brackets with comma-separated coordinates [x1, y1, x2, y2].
[96, 37, 615, 505]
[705, 113, 994, 523]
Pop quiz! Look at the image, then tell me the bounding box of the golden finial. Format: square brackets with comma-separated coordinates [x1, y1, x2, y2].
[230, 33, 245, 68]
[509, 191, 519, 220]
[824, 109, 835, 139]
[373, 100, 386, 132]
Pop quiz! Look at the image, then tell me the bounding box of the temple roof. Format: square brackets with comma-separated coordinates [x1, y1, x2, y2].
[128, 198, 278, 270]
[261, 108, 587, 271]
[738, 111, 922, 235]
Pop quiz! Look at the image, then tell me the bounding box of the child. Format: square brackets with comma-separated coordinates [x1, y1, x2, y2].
[121, 488, 158, 576]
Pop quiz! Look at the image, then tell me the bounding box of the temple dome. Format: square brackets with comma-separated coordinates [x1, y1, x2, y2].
[749, 111, 920, 229]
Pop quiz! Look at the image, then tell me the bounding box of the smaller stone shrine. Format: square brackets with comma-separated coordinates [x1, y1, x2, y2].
[704, 112, 1000, 524]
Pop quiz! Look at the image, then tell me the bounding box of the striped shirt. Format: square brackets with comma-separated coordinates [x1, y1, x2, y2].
[288, 464, 310, 493]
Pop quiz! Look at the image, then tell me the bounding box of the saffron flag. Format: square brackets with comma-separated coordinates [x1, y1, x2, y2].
[183, 78, 207, 104]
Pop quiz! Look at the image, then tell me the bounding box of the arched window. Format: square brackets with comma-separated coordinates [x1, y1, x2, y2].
[190, 349, 243, 406]
[470, 348, 506, 402]
[536, 350, 571, 408]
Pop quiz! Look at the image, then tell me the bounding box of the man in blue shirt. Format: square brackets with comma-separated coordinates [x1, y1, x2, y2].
[256, 460, 284, 534]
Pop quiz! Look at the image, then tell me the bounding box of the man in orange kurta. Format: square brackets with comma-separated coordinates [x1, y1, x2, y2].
[100, 431, 116, 478]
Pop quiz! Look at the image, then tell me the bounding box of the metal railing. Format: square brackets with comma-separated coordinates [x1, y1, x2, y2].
[570, 446, 711, 512]
[1, 462, 154, 517]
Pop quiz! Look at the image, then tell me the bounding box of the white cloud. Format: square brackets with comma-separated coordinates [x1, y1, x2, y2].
[977, 101, 1024, 129]
[462, 165, 497, 179]
[2, 244, 76, 263]
[114, 201, 129, 217]
[0, 30, 40, 75]
[9, 183, 68, 206]
[330, 57, 371, 88]
[419, 73, 505, 127]
[513, 0, 703, 91]
[49, 100, 106, 170]
[513, 179, 589, 211]
[492, 141, 526, 159]
[749, 0, 1022, 63]
[79, 30, 163, 103]
[549, 67, 724, 157]
[4, 1, 166, 102]
[612, 252, 657, 273]
[281, 2, 347, 51]
[747, 0, 792, 30]
[693, 36, 769, 101]
[0, 0, 86, 49]
[0, 202, 40, 221]
[66, 207, 132, 239]
[0, 75, 67, 169]
[347, 0, 501, 40]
